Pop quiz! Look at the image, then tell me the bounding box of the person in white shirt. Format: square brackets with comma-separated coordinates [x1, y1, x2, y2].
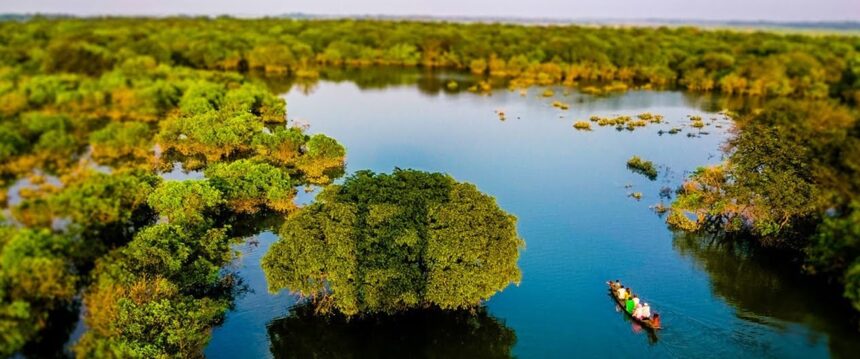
[639, 303, 652, 319]
[632, 305, 644, 319]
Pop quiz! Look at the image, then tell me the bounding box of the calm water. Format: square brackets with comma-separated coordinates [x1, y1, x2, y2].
[205, 74, 860, 358]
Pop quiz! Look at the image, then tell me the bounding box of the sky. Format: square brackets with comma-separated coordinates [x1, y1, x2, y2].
[1, 0, 858, 22]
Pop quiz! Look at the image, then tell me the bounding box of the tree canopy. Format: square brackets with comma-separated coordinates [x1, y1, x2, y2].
[262, 169, 524, 316]
[668, 99, 860, 310]
[0, 17, 350, 356]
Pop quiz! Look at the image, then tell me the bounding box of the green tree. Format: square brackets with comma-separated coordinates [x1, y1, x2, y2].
[262, 169, 524, 316]
[296, 134, 347, 185]
[204, 159, 294, 213]
[147, 180, 223, 224]
[0, 227, 77, 357]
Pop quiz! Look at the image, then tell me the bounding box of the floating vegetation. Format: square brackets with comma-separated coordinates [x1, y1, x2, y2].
[593, 115, 629, 127]
[552, 101, 570, 110]
[629, 192, 643, 200]
[572, 112, 716, 136]
[495, 110, 506, 121]
[519, 89, 527, 97]
[573, 121, 592, 130]
[541, 88, 555, 97]
[604, 82, 629, 93]
[652, 202, 669, 214]
[580, 86, 601, 95]
[581, 82, 630, 95]
[636, 112, 663, 123]
[626, 156, 658, 180]
[637, 112, 654, 121]
[446, 80, 458, 90]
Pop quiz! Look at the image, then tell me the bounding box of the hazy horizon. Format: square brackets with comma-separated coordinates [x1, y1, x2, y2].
[2, 0, 858, 22]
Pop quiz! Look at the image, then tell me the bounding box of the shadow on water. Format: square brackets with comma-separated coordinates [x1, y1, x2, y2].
[267, 304, 516, 359]
[18, 301, 80, 359]
[673, 233, 860, 358]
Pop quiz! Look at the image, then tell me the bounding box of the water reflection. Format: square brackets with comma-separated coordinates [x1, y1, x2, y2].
[17, 301, 80, 359]
[673, 233, 860, 358]
[267, 305, 516, 359]
[252, 67, 480, 97]
[253, 67, 766, 119]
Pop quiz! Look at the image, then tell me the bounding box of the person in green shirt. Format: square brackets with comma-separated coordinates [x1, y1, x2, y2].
[625, 295, 636, 314]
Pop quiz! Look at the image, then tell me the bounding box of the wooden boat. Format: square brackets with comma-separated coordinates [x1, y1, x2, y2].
[607, 282, 662, 330]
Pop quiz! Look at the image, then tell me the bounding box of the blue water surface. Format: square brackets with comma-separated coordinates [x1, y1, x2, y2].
[206, 80, 859, 359]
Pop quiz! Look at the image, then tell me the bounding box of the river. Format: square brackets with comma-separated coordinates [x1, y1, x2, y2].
[204, 70, 860, 358]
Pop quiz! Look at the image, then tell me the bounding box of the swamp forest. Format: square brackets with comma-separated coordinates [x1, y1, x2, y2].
[0, 13, 859, 358]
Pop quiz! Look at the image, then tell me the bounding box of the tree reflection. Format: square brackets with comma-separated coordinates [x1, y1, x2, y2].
[672, 233, 860, 358]
[252, 67, 480, 97]
[267, 304, 516, 359]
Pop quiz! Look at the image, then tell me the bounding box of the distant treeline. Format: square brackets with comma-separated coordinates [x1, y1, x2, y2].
[1, 17, 858, 101]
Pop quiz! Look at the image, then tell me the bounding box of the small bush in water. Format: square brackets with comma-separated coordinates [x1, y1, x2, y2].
[626, 156, 658, 180]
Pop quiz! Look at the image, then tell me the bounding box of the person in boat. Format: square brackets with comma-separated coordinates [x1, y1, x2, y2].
[639, 303, 651, 320]
[610, 280, 621, 290]
[650, 313, 661, 327]
[625, 295, 636, 314]
[632, 303, 644, 319]
[632, 294, 640, 307]
[616, 285, 626, 300]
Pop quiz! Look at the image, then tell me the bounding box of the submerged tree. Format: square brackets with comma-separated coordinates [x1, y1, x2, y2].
[262, 169, 524, 316]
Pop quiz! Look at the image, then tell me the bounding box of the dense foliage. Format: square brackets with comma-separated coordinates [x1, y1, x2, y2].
[668, 99, 860, 310]
[262, 169, 524, 316]
[0, 18, 348, 356]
